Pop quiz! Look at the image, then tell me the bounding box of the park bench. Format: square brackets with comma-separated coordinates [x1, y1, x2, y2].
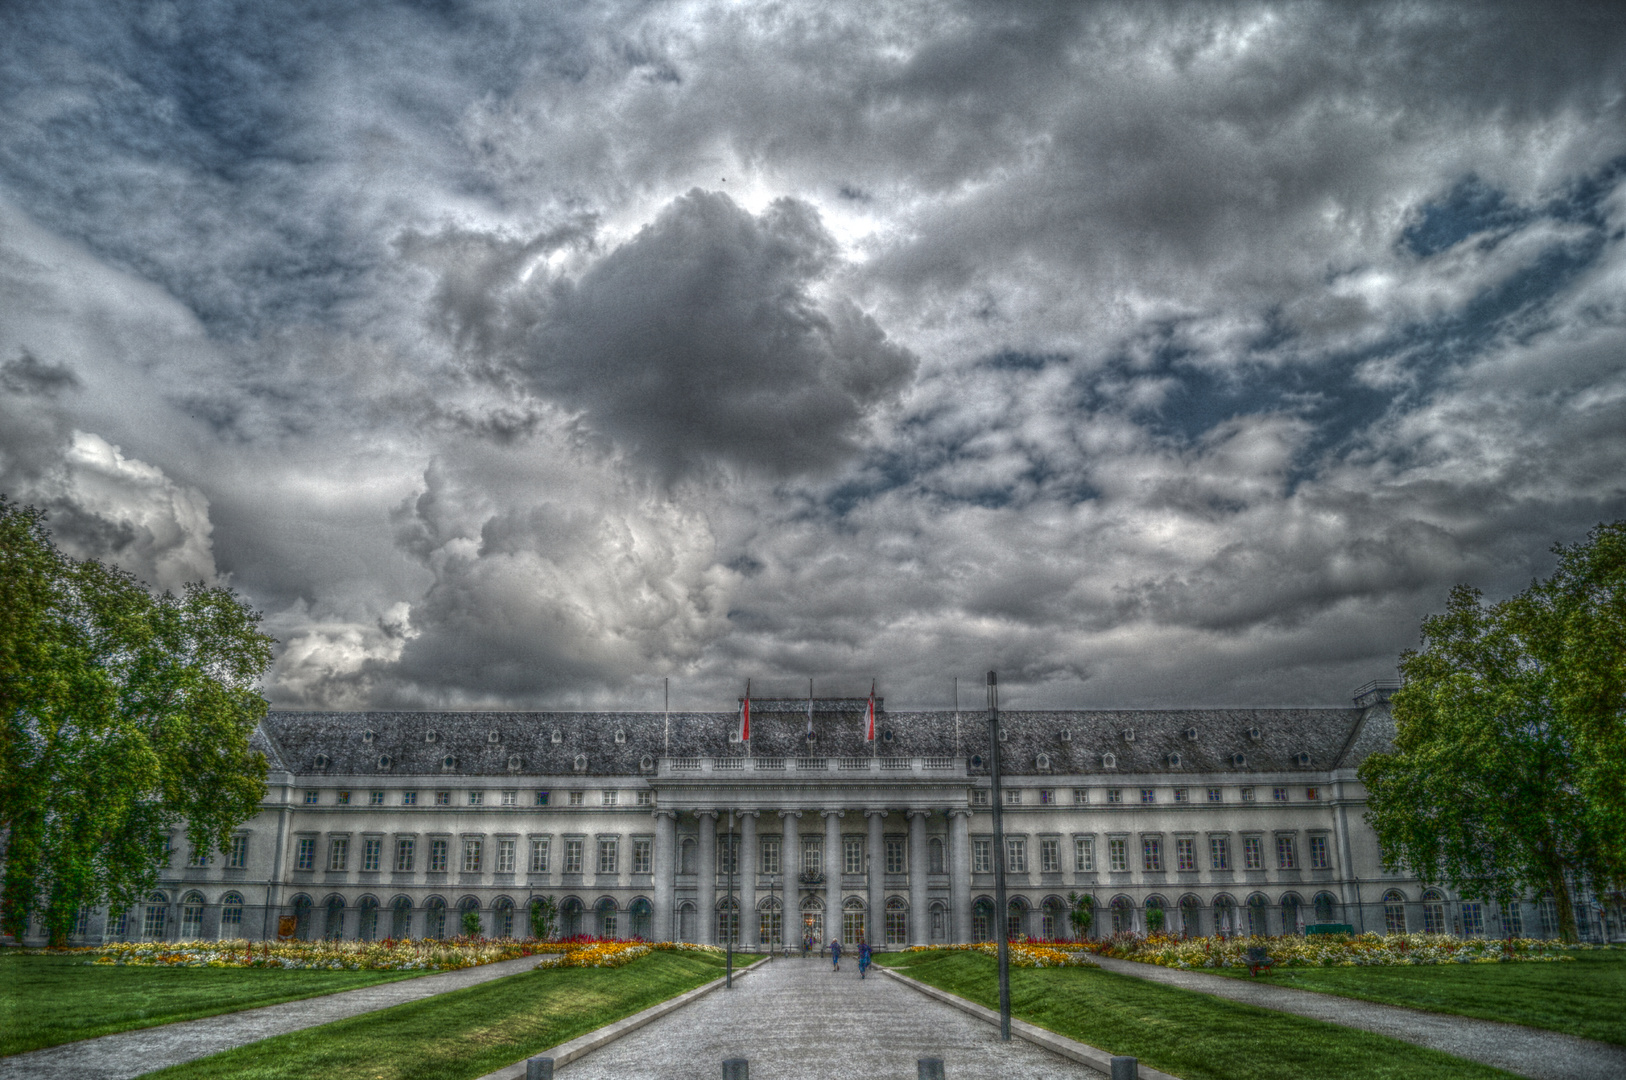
[1245, 945, 1275, 976]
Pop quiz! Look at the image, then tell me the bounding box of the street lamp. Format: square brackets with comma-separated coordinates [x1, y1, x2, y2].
[987, 671, 1011, 1041]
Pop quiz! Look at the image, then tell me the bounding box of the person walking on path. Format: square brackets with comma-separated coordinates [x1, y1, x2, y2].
[830, 937, 842, 971]
[858, 937, 872, 979]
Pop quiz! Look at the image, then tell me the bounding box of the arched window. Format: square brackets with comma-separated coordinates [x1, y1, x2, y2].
[1313, 892, 1336, 925]
[1383, 890, 1407, 935]
[180, 892, 206, 939]
[930, 900, 948, 941]
[357, 896, 380, 941]
[1246, 894, 1269, 937]
[391, 895, 413, 939]
[291, 894, 314, 940]
[1007, 896, 1028, 941]
[678, 901, 697, 943]
[630, 897, 653, 941]
[1110, 895, 1134, 934]
[1040, 896, 1066, 940]
[424, 896, 447, 939]
[593, 897, 617, 939]
[680, 838, 697, 875]
[1421, 890, 1447, 935]
[1212, 895, 1236, 937]
[559, 896, 584, 938]
[1144, 895, 1166, 936]
[143, 892, 169, 941]
[717, 897, 739, 945]
[220, 892, 245, 936]
[1500, 900, 1524, 937]
[755, 896, 780, 946]
[1280, 893, 1304, 935]
[1179, 895, 1202, 937]
[972, 898, 994, 942]
[493, 896, 515, 939]
[885, 896, 909, 945]
[799, 895, 823, 943]
[842, 896, 866, 945]
[458, 895, 481, 938]
[929, 837, 945, 874]
[325, 895, 346, 940]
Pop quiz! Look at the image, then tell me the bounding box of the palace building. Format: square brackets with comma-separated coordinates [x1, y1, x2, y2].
[37, 683, 1617, 946]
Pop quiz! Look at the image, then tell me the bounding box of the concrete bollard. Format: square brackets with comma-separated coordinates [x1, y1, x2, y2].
[722, 1058, 749, 1080]
[525, 1056, 554, 1080]
[918, 1056, 946, 1079]
[1110, 1056, 1138, 1080]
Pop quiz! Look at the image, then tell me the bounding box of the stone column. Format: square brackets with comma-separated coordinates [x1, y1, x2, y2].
[823, 809, 843, 943]
[653, 810, 677, 942]
[739, 811, 759, 945]
[867, 810, 886, 946]
[909, 809, 930, 944]
[949, 808, 971, 943]
[780, 811, 802, 949]
[695, 810, 717, 945]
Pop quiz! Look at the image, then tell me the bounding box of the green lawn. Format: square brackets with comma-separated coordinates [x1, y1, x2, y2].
[1203, 951, 1626, 1045]
[876, 951, 1517, 1080]
[144, 950, 728, 1080]
[0, 954, 424, 1057]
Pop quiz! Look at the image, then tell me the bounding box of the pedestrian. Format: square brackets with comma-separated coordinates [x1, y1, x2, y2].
[802, 933, 811, 959]
[830, 936, 842, 971]
[858, 937, 872, 979]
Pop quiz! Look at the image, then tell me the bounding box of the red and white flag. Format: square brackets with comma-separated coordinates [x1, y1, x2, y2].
[866, 681, 876, 741]
[738, 680, 751, 742]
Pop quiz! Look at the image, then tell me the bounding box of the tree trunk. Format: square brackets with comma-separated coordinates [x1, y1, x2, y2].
[1550, 869, 1580, 942]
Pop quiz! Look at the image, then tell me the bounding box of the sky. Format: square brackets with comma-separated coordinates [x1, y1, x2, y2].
[3, 1, 1626, 713]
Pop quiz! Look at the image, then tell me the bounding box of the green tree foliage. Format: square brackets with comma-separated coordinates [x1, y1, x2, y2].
[0, 498, 274, 945]
[1360, 522, 1626, 942]
[1067, 891, 1092, 938]
[529, 895, 558, 940]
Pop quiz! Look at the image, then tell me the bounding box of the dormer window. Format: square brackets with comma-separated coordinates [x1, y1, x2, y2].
[1168, 752, 1182, 767]
[1122, 729, 1135, 742]
[614, 729, 626, 744]
[551, 729, 562, 744]
[1247, 727, 1262, 742]
[441, 754, 457, 770]
[970, 754, 984, 768]
[488, 730, 500, 744]
[313, 753, 330, 769]
[362, 730, 375, 744]
[1036, 752, 1051, 771]
[425, 730, 438, 743]
[1231, 752, 1247, 767]
[377, 754, 392, 770]
[507, 754, 522, 771]
[882, 729, 894, 743]
[1060, 729, 1072, 742]
[640, 755, 655, 771]
[573, 753, 588, 772]
[1102, 752, 1117, 769]
[1295, 751, 1312, 767]
[1185, 727, 1199, 741]
[998, 727, 1008, 741]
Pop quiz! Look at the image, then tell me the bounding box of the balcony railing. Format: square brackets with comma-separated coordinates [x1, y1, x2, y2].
[795, 758, 827, 770]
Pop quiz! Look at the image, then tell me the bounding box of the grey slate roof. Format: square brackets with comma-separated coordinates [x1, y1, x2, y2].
[261, 703, 1386, 778]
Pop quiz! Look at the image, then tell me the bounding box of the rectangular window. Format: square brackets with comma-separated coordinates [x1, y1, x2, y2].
[972, 838, 992, 874]
[1005, 838, 1027, 874]
[1004, 788, 1022, 805]
[1210, 837, 1230, 870]
[1306, 787, 1318, 801]
[304, 790, 319, 805]
[1243, 836, 1263, 870]
[430, 838, 448, 872]
[369, 791, 385, 805]
[1142, 837, 1162, 872]
[163, 836, 173, 865]
[637, 790, 653, 806]
[337, 791, 351, 805]
[362, 837, 382, 871]
[803, 840, 822, 876]
[1207, 788, 1222, 803]
[188, 846, 209, 867]
[1108, 838, 1127, 872]
[633, 838, 652, 874]
[1039, 837, 1060, 873]
[530, 838, 550, 872]
[1140, 789, 1155, 804]
[564, 839, 583, 874]
[535, 791, 550, 806]
[497, 838, 516, 873]
[569, 791, 584, 806]
[296, 838, 316, 871]
[435, 791, 451, 806]
[227, 835, 248, 869]
[1174, 788, 1189, 803]
[1272, 787, 1288, 802]
[886, 838, 906, 874]
[1461, 901, 1484, 936]
[1276, 836, 1297, 869]
[760, 838, 780, 875]
[469, 791, 484, 806]
[1176, 837, 1196, 871]
[1309, 836, 1329, 869]
[602, 790, 618, 806]
[597, 838, 618, 874]
[1107, 789, 1122, 804]
[1039, 789, 1055, 805]
[1073, 789, 1089, 804]
[74, 907, 91, 937]
[462, 839, 482, 872]
[1241, 787, 1254, 802]
[844, 838, 864, 875]
[402, 791, 418, 806]
[1074, 836, 1094, 871]
[502, 790, 517, 806]
[329, 837, 349, 871]
[396, 837, 416, 872]
[971, 788, 990, 806]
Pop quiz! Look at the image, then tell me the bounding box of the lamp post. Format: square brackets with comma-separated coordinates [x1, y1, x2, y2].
[987, 671, 1011, 1041]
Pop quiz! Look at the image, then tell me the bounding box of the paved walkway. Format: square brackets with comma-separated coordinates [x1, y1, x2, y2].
[557, 954, 1104, 1080]
[0, 954, 542, 1080]
[1089, 954, 1626, 1080]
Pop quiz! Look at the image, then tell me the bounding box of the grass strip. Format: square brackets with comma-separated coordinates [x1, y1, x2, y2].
[143, 950, 728, 1080]
[877, 950, 1516, 1080]
[0, 954, 423, 1057]
[1201, 951, 1626, 1046]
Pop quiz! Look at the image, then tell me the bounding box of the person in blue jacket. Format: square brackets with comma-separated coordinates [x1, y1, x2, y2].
[858, 936, 872, 979]
[830, 936, 842, 971]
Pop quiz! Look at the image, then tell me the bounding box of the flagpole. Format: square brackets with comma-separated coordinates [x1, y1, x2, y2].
[664, 677, 670, 760]
[953, 676, 960, 760]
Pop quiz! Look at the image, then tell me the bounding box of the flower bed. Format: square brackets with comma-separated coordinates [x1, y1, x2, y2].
[905, 942, 1096, 968]
[33, 938, 539, 971]
[1075, 932, 1590, 969]
[537, 938, 724, 969]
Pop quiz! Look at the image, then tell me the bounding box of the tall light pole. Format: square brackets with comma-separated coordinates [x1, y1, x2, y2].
[987, 671, 1010, 1041]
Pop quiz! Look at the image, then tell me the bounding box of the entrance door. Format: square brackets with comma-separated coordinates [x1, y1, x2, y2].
[802, 912, 823, 944]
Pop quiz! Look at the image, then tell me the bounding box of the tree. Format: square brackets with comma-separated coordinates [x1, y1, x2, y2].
[0, 498, 274, 945]
[1067, 891, 1092, 939]
[1360, 522, 1626, 942]
[529, 895, 558, 940]
[461, 909, 482, 938]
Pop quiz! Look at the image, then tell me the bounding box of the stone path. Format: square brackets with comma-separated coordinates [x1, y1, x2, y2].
[1088, 954, 1626, 1080]
[0, 953, 542, 1080]
[555, 954, 1104, 1080]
